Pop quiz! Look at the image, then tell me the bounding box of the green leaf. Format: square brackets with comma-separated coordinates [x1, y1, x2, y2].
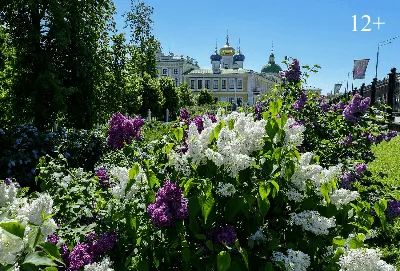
[268, 180, 279, 196]
[39, 242, 62, 262]
[0, 221, 26, 239]
[228, 119, 235, 130]
[332, 237, 346, 248]
[199, 194, 214, 225]
[129, 163, 140, 180]
[237, 243, 249, 270]
[374, 200, 387, 229]
[163, 143, 174, 154]
[217, 251, 231, 271]
[348, 234, 364, 249]
[264, 262, 274, 271]
[214, 122, 222, 140]
[174, 127, 184, 142]
[147, 170, 160, 189]
[182, 248, 191, 266]
[23, 252, 57, 267]
[28, 226, 43, 249]
[258, 197, 270, 217]
[259, 182, 270, 200]
[137, 258, 150, 271]
[321, 183, 331, 204]
[43, 268, 58, 271]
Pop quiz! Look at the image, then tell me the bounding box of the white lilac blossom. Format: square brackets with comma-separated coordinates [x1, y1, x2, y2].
[338, 248, 395, 271]
[0, 182, 18, 207]
[215, 182, 236, 197]
[84, 256, 114, 271]
[329, 189, 359, 208]
[284, 188, 306, 203]
[170, 112, 267, 178]
[289, 210, 336, 235]
[250, 227, 266, 244]
[271, 249, 310, 271]
[18, 193, 53, 226]
[0, 228, 25, 265]
[283, 118, 306, 147]
[110, 165, 148, 200]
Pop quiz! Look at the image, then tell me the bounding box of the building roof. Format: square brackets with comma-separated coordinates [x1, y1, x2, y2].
[185, 68, 250, 75]
[261, 63, 282, 74]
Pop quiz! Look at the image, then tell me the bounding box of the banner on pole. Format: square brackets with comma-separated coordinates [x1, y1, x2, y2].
[334, 84, 342, 94]
[353, 59, 370, 79]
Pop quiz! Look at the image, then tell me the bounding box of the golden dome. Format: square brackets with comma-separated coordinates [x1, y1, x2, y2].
[219, 35, 235, 56]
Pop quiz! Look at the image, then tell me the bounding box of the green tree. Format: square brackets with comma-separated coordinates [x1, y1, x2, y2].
[159, 77, 180, 120]
[124, 0, 160, 78]
[178, 82, 195, 107]
[139, 72, 165, 118]
[0, 25, 14, 127]
[197, 88, 215, 105]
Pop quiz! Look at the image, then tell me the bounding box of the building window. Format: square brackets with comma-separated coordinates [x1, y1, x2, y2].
[162, 68, 168, 75]
[229, 79, 235, 89]
[198, 80, 202, 89]
[175, 78, 179, 87]
[173, 68, 178, 75]
[222, 79, 226, 89]
[237, 79, 243, 89]
[220, 96, 227, 101]
[190, 80, 195, 89]
[205, 80, 210, 89]
[213, 79, 218, 89]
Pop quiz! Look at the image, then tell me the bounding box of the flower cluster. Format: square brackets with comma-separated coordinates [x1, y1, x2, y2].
[339, 134, 353, 146]
[107, 112, 145, 149]
[109, 165, 147, 200]
[0, 179, 18, 207]
[170, 112, 268, 177]
[284, 118, 306, 147]
[272, 249, 310, 271]
[95, 168, 111, 187]
[62, 232, 117, 271]
[280, 59, 301, 81]
[338, 248, 395, 271]
[179, 108, 190, 122]
[342, 94, 370, 122]
[329, 188, 359, 208]
[211, 225, 237, 246]
[289, 210, 336, 235]
[84, 256, 114, 271]
[147, 180, 189, 227]
[354, 163, 367, 176]
[215, 182, 236, 197]
[341, 172, 356, 189]
[386, 200, 400, 219]
[254, 102, 264, 120]
[292, 93, 307, 112]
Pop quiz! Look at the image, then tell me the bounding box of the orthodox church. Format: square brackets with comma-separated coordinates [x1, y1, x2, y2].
[182, 34, 280, 105]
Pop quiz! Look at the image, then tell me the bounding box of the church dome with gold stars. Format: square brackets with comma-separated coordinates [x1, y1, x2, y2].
[219, 35, 235, 56]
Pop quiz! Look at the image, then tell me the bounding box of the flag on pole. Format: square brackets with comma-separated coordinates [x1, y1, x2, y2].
[334, 84, 342, 94]
[353, 59, 370, 79]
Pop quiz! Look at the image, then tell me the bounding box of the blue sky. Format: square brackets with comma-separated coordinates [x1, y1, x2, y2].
[113, 0, 400, 94]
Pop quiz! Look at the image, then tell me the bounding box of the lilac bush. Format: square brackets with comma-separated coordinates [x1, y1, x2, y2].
[107, 112, 145, 149]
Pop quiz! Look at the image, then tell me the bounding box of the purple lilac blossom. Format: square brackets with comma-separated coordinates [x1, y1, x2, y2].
[368, 134, 376, 143]
[5, 178, 12, 185]
[47, 234, 60, 245]
[342, 94, 371, 122]
[281, 59, 301, 81]
[95, 168, 111, 187]
[147, 180, 189, 227]
[212, 225, 237, 246]
[386, 200, 400, 219]
[92, 232, 118, 256]
[355, 163, 367, 176]
[341, 172, 356, 189]
[67, 243, 94, 271]
[179, 108, 190, 122]
[86, 232, 98, 242]
[107, 112, 145, 149]
[339, 134, 353, 146]
[359, 97, 371, 112]
[254, 102, 264, 120]
[292, 93, 307, 112]
[321, 102, 329, 112]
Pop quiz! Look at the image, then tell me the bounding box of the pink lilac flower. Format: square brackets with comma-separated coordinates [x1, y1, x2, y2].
[179, 108, 190, 122]
[355, 163, 367, 176]
[147, 180, 189, 227]
[5, 178, 12, 185]
[212, 225, 237, 246]
[341, 172, 356, 189]
[47, 234, 60, 245]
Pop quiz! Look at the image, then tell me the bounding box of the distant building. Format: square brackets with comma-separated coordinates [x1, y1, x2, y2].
[304, 88, 322, 95]
[182, 34, 280, 105]
[156, 52, 200, 86]
[261, 47, 283, 75]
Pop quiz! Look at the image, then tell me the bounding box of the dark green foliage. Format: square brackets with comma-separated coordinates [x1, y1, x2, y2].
[139, 73, 165, 118]
[197, 88, 215, 106]
[178, 82, 196, 107]
[159, 77, 180, 120]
